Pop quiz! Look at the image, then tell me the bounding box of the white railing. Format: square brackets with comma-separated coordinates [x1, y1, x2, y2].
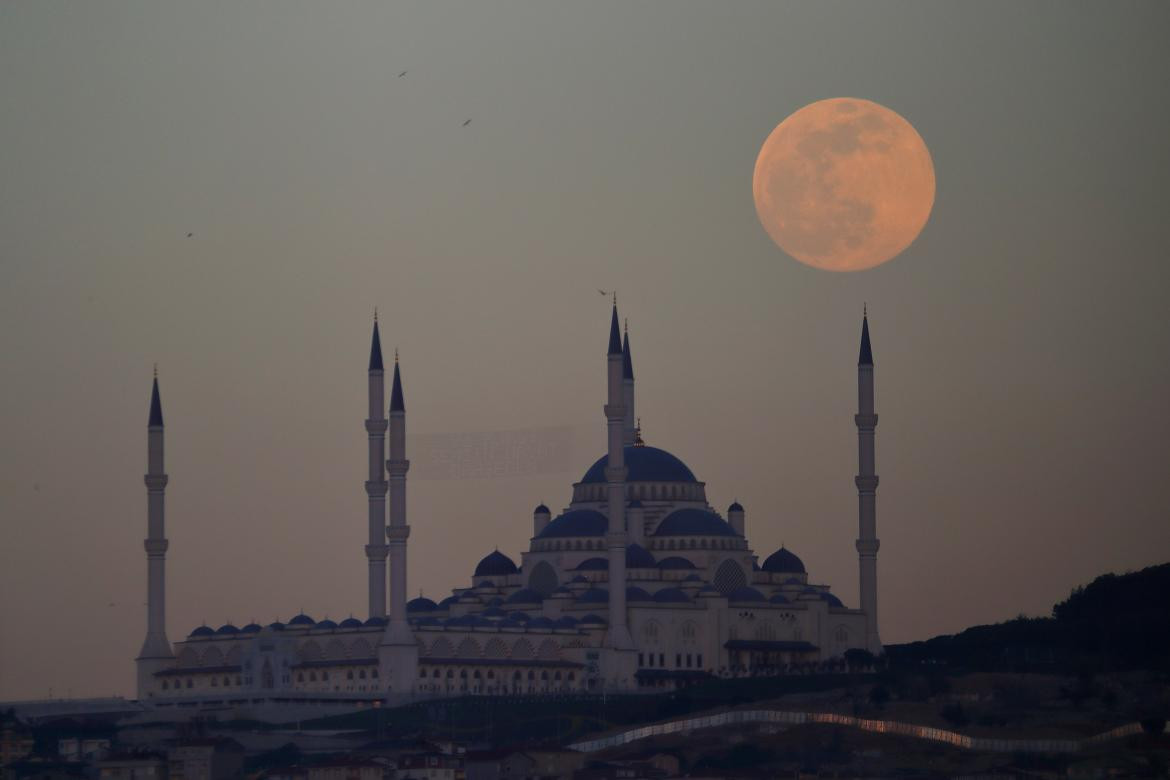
[568, 708, 1142, 754]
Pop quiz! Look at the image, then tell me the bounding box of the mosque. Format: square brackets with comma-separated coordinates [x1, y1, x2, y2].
[134, 305, 883, 706]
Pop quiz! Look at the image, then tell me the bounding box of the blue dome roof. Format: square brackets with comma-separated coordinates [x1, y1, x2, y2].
[728, 501, 744, 513]
[267, 621, 286, 631]
[653, 587, 691, 603]
[189, 625, 215, 638]
[241, 622, 263, 633]
[762, 547, 806, 574]
[626, 544, 656, 568]
[505, 588, 544, 604]
[288, 613, 315, 626]
[437, 596, 459, 609]
[316, 619, 338, 629]
[555, 616, 579, 628]
[657, 556, 697, 570]
[581, 446, 697, 484]
[822, 593, 845, 608]
[534, 503, 550, 514]
[575, 557, 609, 571]
[537, 509, 608, 538]
[580, 613, 607, 625]
[769, 593, 790, 604]
[727, 586, 767, 602]
[338, 617, 362, 629]
[474, 550, 518, 577]
[508, 611, 531, 621]
[527, 616, 556, 629]
[654, 509, 736, 537]
[407, 597, 438, 613]
[363, 616, 386, 627]
[627, 586, 653, 602]
[215, 624, 239, 635]
[577, 588, 609, 604]
[482, 607, 506, 617]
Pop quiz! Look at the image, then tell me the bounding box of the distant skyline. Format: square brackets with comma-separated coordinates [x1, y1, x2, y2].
[2, 1, 1168, 700]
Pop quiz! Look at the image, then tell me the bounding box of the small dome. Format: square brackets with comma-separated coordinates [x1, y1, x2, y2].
[474, 550, 518, 578]
[362, 616, 387, 627]
[728, 501, 744, 513]
[288, 613, 315, 627]
[534, 503, 550, 514]
[577, 587, 609, 604]
[555, 616, 579, 628]
[653, 509, 737, 537]
[241, 622, 263, 633]
[769, 593, 790, 605]
[267, 621, 286, 631]
[727, 586, 767, 602]
[437, 596, 459, 610]
[189, 625, 215, 638]
[581, 446, 697, 484]
[338, 617, 362, 629]
[580, 613, 607, 626]
[505, 588, 545, 604]
[762, 547, 806, 574]
[626, 544, 656, 568]
[657, 556, 697, 570]
[575, 557, 609, 571]
[508, 611, 531, 621]
[626, 586, 653, 602]
[482, 607, 506, 617]
[497, 618, 523, 629]
[527, 616, 556, 629]
[653, 587, 691, 603]
[315, 619, 338, 629]
[682, 574, 702, 582]
[215, 624, 239, 635]
[822, 593, 845, 608]
[407, 597, 438, 613]
[537, 509, 608, 538]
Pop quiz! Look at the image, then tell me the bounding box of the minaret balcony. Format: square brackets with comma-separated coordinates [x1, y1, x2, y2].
[854, 475, 879, 492]
[854, 414, 878, 429]
[386, 526, 411, 541]
[144, 474, 169, 490]
[365, 419, 388, 434]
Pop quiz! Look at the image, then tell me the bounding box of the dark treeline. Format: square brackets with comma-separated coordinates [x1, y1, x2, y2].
[887, 563, 1170, 673]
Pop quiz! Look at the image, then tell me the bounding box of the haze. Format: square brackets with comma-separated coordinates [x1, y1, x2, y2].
[1, 2, 1168, 700]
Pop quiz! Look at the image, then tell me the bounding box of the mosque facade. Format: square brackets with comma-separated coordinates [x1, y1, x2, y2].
[135, 306, 883, 706]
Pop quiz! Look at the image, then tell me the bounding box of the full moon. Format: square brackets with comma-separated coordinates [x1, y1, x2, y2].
[753, 98, 935, 272]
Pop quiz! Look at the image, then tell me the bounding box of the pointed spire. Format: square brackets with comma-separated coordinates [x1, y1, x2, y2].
[858, 310, 873, 366]
[148, 375, 164, 427]
[369, 320, 384, 371]
[390, 360, 405, 412]
[607, 303, 622, 355]
[622, 326, 634, 380]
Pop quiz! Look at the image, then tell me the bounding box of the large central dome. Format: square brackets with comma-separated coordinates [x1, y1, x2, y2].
[580, 446, 697, 484]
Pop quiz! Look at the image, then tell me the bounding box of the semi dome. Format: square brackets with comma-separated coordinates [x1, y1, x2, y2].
[653, 509, 736, 537]
[581, 446, 697, 484]
[574, 557, 609, 571]
[657, 556, 697, 570]
[189, 625, 214, 638]
[537, 509, 608, 538]
[727, 586, 767, 602]
[822, 593, 845, 608]
[653, 587, 691, 603]
[626, 544, 656, 568]
[474, 550, 518, 577]
[762, 547, 806, 574]
[505, 588, 545, 604]
[407, 597, 438, 613]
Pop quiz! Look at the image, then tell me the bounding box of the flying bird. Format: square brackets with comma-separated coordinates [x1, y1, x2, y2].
[597, 289, 609, 297]
[462, 119, 472, 127]
[398, 70, 407, 77]
[186, 233, 193, 238]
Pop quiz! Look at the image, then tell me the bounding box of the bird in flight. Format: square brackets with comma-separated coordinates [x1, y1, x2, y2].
[463, 119, 472, 127]
[597, 289, 609, 297]
[186, 233, 193, 238]
[398, 70, 407, 78]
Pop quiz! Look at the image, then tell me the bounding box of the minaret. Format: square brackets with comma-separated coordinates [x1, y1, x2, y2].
[622, 324, 636, 446]
[380, 352, 418, 698]
[855, 311, 883, 654]
[365, 319, 389, 618]
[604, 301, 635, 653]
[137, 372, 174, 698]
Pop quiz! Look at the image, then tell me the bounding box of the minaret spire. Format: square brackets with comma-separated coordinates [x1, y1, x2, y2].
[622, 322, 636, 445]
[854, 310, 882, 653]
[365, 320, 389, 618]
[137, 372, 174, 698]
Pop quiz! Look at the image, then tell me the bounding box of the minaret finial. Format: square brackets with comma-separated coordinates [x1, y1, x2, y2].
[395, 348, 399, 363]
[153, 362, 158, 379]
[374, 306, 378, 322]
[624, 317, 628, 334]
[863, 302, 867, 318]
[613, 291, 617, 306]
